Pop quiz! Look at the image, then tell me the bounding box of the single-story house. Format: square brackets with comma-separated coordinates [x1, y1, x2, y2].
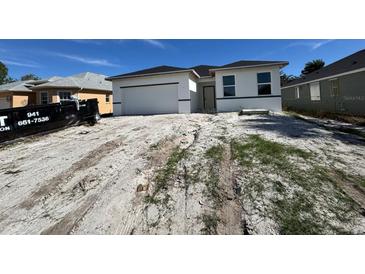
[31, 72, 113, 115]
[106, 60, 288, 116]
[0, 77, 66, 110]
[281, 49, 365, 116]
[0, 80, 37, 109]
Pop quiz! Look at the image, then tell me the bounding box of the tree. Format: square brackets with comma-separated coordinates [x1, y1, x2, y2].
[280, 70, 298, 86]
[0, 61, 8, 85]
[0, 62, 17, 84]
[21, 73, 41, 81]
[301, 59, 325, 75]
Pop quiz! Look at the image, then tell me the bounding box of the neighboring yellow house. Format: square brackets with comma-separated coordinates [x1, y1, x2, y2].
[0, 81, 37, 110]
[31, 72, 113, 115]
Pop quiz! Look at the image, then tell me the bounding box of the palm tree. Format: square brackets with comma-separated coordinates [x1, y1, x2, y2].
[280, 71, 298, 86]
[301, 59, 325, 75]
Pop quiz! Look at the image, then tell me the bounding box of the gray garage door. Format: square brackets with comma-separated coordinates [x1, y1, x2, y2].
[122, 84, 178, 115]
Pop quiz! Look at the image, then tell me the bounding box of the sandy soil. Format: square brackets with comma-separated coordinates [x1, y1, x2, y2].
[0, 112, 364, 234]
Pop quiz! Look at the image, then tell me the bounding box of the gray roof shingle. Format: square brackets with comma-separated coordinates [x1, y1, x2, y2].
[107, 60, 288, 80]
[283, 49, 365, 87]
[217, 60, 288, 69]
[32, 72, 112, 91]
[0, 80, 34, 93]
[106, 65, 188, 80]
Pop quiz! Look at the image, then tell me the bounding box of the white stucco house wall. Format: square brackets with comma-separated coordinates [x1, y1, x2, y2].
[106, 60, 288, 116]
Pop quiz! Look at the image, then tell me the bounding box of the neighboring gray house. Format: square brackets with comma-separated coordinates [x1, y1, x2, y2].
[106, 60, 288, 116]
[282, 49, 365, 116]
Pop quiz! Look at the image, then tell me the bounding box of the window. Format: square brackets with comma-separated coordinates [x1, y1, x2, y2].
[40, 92, 49, 105]
[294, 86, 300, 99]
[257, 72, 271, 95]
[223, 75, 235, 97]
[106, 94, 110, 103]
[310, 82, 321, 101]
[59, 91, 72, 102]
[330, 79, 339, 97]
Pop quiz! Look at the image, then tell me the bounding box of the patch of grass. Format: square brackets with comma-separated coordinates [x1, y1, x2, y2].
[145, 146, 187, 206]
[184, 164, 202, 186]
[360, 178, 365, 188]
[217, 135, 227, 142]
[231, 134, 312, 168]
[204, 171, 222, 208]
[205, 144, 224, 162]
[154, 146, 187, 195]
[231, 134, 315, 191]
[149, 142, 160, 150]
[144, 195, 160, 205]
[204, 145, 225, 208]
[334, 168, 365, 189]
[200, 213, 220, 235]
[272, 193, 323, 235]
[231, 134, 361, 234]
[272, 180, 286, 194]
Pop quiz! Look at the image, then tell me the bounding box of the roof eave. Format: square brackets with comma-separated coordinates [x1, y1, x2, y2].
[31, 85, 80, 90]
[106, 69, 200, 80]
[209, 62, 289, 73]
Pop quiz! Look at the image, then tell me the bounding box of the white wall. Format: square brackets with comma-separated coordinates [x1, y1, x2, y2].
[112, 80, 122, 116]
[189, 75, 199, 113]
[110, 72, 193, 116]
[215, 66, 282, 112]
[217, 97, 282, 112]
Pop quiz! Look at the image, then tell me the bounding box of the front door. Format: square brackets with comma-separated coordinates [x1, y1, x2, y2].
[203, 86, 216, 113]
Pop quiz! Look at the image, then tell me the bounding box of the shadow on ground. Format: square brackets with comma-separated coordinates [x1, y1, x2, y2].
[239, 115, 365, 146]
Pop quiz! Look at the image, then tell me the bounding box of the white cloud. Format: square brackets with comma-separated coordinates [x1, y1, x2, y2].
[54, 53, 120, 67]
[286, 40, 335, 51]
[311, 40, 334, 50]
[143, 39, 166, 49]
[1, 59, 40, 68]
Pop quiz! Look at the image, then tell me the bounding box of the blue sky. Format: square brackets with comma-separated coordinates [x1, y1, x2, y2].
[0, 39, 364, 79]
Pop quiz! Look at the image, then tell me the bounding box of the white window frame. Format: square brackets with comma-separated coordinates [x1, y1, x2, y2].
[40, 91, 49, 105]
[329, 78, 339, 97]
[257, 72, 272, 95]
[222, 75, 236, 97]
[294, 86, 300, 99]
[310, 82, 321, 101]
[58, 91, 72, 102]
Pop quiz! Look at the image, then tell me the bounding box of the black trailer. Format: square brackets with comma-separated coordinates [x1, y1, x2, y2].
[0, 99, 100, 143]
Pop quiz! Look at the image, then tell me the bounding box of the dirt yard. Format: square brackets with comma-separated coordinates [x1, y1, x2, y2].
[0, 112, 364, 234]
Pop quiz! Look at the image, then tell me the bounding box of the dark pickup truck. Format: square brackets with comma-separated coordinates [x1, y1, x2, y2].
[0, 98, 100, 143]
